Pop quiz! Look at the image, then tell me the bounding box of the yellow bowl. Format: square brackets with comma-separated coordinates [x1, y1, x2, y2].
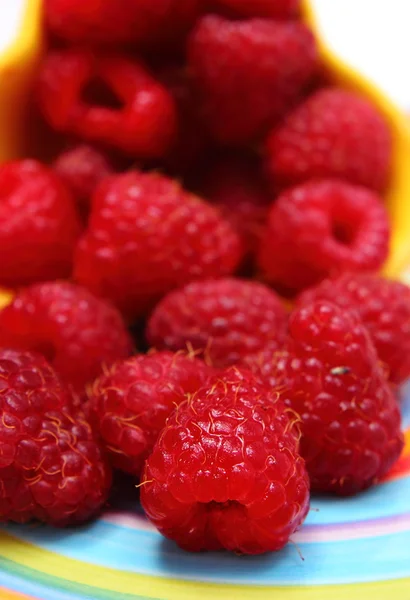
[0, 0, 410, 311]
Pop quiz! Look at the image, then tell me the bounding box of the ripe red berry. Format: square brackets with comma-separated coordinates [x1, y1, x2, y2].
[266, 88, 392, 192]
[147, 278, 288, 368]
[89, 351, 214, 476]
[0, 160, 81, 287]
[258, 180, 390, 295]
[45, 0, 201, 48]
[45, 0, 139, 45]
[201, 156, 271, 266]
[141, 367, 309, 554]
[297, 273, 410, 385]
[251, 302, 404, 495]
[209, 0, 300, 18]
[0, 349, 111, 525]
[53, 145, 114, 212]
[37, 50, 177, 159]
[74, 171, 242, 319]
[0, 282, 133, 393]
[188, 16, 317, 144]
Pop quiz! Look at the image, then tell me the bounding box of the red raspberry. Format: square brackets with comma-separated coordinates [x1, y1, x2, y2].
[0, 282, 133, 394]
[45, 0, 201, 48]
[266, 88, 392, 192]
[210, 0, 300, 18]
[89, 351, 214, 476]
[74, 171, 242, 320]
[147, 278, 288, 368]
[258, 180, 390, 296]
[251, 302, 404, 495]
[0, 349, 111, 525]
[53, 145, 114, 213]
[297, 273, 410, 385]
[37, 50, 177, 159]
[141, 367, 309, 554]
[201, 156, 271, 266]
[188, 16, 317, 144]
[0, 160, 81, 287]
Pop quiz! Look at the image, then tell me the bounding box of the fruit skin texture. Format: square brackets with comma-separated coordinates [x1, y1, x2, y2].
[53, 145, 113, 212]
[0, 282, 133, 394]
[188, 16, 317, 144]
[0, 349, 112, 525]
[251, 302, 404, 495]
[37, 50, 177, 159]
[147, 278, 288, 368]
[297, 273, 410, 385]
[258, 179, 390, 296]
[210, 0, 300, 18]
[141, 367, 309, 554]
[74, 171, 242, 320]
[89, 351, 214, 476]
[201, 156, 271, 266]
[0, 160, 81, 287]
[266, 88, 392, 192]
[45, 0, 201, 48]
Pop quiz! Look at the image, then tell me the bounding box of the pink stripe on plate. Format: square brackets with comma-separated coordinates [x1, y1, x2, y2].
[102, 510, 410, 544]
[294, 513, 410, 543]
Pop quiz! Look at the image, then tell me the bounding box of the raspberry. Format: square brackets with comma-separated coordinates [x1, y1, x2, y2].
[0, 282, 133, 394]
[53, 145, 114, 213]
[45, 0, 201, 48]
[188, 16, 317, 144]
[45, 0, 138, 45]
[0, 349, 111, 525]
[0, 160, 81, 287]
[74, 171, 242, 319]
[147, 278, 288, 368]
[266, 88, 392, 192]
[37, 50, 177, 159]
[89, 351, 214, 476]
[251, 302, 404, 495]
[201, 155, 271, 266]
[140, 367, 309, 554]
[258, 180, 390, 296]
[297, 273, 410, 385]
[210, 0, 300, 18]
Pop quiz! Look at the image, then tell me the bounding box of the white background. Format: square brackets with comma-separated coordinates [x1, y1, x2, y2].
[0, 0, 409, 111]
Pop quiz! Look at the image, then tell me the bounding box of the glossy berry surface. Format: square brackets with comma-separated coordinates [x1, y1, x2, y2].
[0, 282, 133, 393]
[141, 367, 310, 554]
[258, 179, 390, 295]
[89, 351, 214, 476]
[251, 302, 404, 495]
[0, 349, 112, 526]
[74, 171, 242, 319]
[147, 278, 288, 368]
[297, 273, 410, 384]
[0, 160, 81, 287]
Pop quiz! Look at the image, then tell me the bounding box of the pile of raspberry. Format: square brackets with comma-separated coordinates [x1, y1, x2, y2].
[0, 0, 408, 557]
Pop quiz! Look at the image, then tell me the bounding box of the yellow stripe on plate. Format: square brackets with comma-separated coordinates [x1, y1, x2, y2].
[1, 532, 410, 600]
